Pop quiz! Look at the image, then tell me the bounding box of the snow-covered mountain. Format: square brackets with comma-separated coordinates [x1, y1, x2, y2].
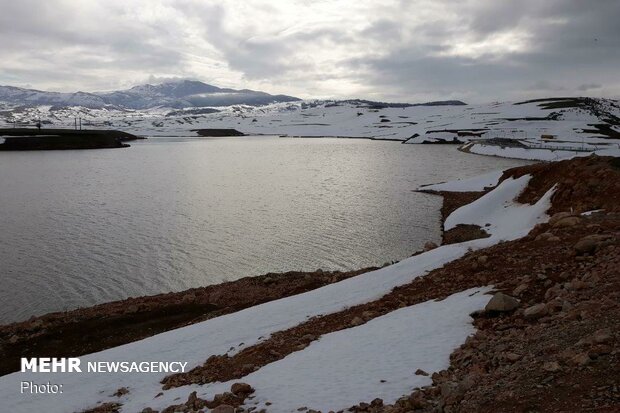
[0, 85, 108, 109]
[0, 80, 301, 109]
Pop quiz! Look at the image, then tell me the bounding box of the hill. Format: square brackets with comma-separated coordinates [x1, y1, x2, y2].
[0, 80, 301, 109]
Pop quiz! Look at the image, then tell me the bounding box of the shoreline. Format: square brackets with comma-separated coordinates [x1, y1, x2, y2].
[0, 267, 377, 376]
[0, 128, 144, 150]
[1, 155, 619, 412]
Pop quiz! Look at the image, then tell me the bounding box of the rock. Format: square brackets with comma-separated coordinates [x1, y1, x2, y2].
[548, 212, 573, 226]
[268, 349, 281, 358]
[440, 381, 463, 405]
[113, 387, 129, 397]
[477, 255, 488, 265]
[415, 369, 429, 376]
[513, 284, 528, 296]
[593, 328, 613, 344]
[485, 292, 520, 312]
[29, 319, 44, 329]
[409, 391, 428, 409]
[574, 234, 614, 255]
[571, 353, 591, 366]
[212, 405, 235, 413]
[504, 352, 522, 363]
[126, 304, 139, 313]
[544, 284, 564, 300]
[185, 391, 206, 409]
[361, 311, 375, 321]
[542, 361, 561, 372]
[566, 279, 587, 291]
[552, 216, 581, 228]
[231, 382, 254, 396]
[370, 398, 383, 407]
[524, 303, 548, 319]
[535, 232, 556, 241]
[589, 344, 612, 357]
[181, 293, 196, 303]
[460, 373, 479, 391]
[424, 241, 438, 251]
[350, 316, 364, 327]
[546, 299, 563, 313]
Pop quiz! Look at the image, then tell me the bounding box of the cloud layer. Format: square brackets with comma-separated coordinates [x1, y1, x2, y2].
[0, 0, 618, 102]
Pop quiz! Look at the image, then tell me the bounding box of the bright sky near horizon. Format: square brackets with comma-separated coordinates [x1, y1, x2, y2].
[0, 0, 618, 102]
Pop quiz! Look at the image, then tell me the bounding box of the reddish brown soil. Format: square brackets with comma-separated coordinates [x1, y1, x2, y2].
[505, 155, 620, 214]
[439, 191, 485, 220]
[347, 211, 620, 413]
[418, 190, 490, 244]
[443, 223, 490, 244]
[0, 268, 376, 376]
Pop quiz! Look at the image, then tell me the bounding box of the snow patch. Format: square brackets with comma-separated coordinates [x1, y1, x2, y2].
[467, 143, 620, 161]
[581, 209, 604, 216]
[178, 287, 492, 413]
[420, 170, 503, 192]
[445, 175, 555, 241]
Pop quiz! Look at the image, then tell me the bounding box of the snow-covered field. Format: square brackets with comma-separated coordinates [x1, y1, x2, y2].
[0, 170, 554, 412]
[2, 96, 618, 161]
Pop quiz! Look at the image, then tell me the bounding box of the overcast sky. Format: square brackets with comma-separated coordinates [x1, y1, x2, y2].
[0, 0, 618, 103]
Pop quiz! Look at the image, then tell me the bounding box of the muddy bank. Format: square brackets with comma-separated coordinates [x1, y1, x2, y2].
[0, 267, 376, 376]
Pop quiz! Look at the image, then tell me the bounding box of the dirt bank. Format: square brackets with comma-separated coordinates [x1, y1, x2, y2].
[0, 128, 142, 150]
[0, 268, 376, 376]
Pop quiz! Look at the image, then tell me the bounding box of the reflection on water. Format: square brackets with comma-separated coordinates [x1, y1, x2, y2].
[0, 136, 528, 323]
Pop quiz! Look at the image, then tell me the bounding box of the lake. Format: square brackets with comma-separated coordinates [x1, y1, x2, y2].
[0, 136, 528, 323]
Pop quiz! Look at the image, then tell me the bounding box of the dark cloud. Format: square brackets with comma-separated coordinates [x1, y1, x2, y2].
[0, 0, 618, 101]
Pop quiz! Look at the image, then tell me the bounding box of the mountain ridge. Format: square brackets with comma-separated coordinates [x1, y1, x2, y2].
[0, 80, 301, 109]
[0, 80, 469, 110]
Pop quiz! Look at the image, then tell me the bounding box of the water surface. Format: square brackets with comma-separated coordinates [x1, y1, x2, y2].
[0, 136, 528, 323]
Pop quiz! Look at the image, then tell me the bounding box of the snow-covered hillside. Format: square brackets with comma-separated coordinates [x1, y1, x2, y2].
[0, 80, 300, 109]
[2, 95, 619, 160]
